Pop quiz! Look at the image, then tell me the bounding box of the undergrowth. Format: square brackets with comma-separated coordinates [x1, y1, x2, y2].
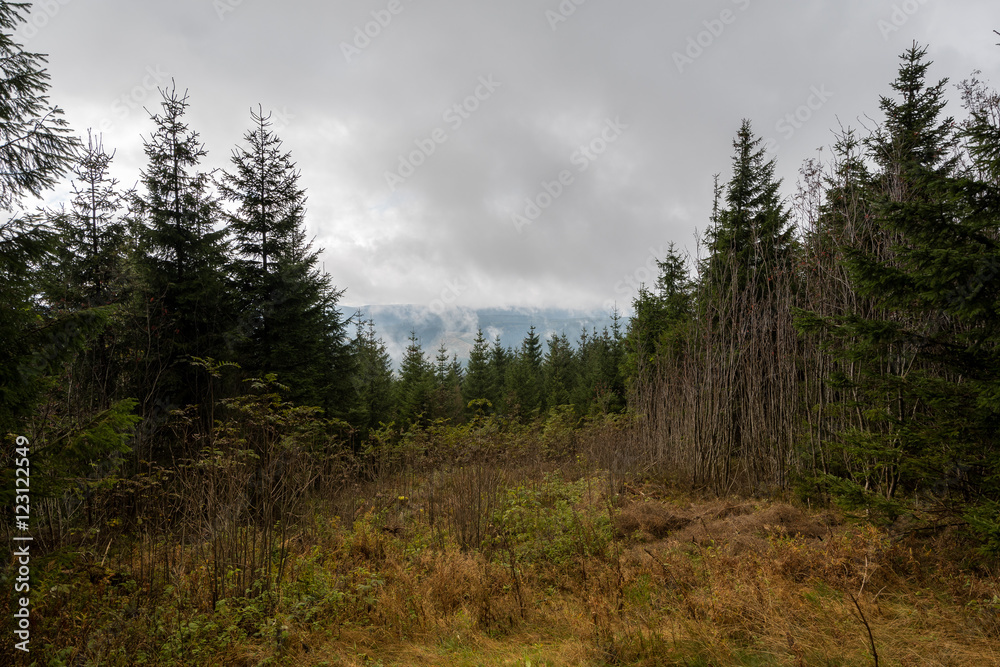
[3, 418, 1000, 666]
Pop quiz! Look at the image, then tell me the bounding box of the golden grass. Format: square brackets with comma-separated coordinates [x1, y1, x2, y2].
[18, 463, 1000, 666]
[243, 472, 1000, 666]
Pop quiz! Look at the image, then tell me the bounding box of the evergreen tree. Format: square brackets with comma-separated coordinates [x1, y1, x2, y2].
[575, 324, 626, 416]
[46, 132, 127, 309]
[507, 325, 544, 418]
[542, 332, 577, 409]
[432, 342, 464, 421]
[462, 328, 492, 414]
[350, 318, 395, 431]
[0, 2, 78, 210]
[0, 2, 82, 434]
[799, 44, 1000, 540]
[696, 121, 797, 471]
[0, 4, 138, 505]
[219, 106, 304, 366]
[266, 226, 354, 416]
[41, 133, 133, 411]
[703, 119, 795, 295]
[134, 84, 230, 414]
[487, 334, 511, 415]
[396, 331, 434, 426]
[624, 242, 693, 379]
[218, 106, 353, 415]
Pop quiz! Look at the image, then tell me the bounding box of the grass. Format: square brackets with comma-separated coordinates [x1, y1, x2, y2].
[6, 424, 1000, 666]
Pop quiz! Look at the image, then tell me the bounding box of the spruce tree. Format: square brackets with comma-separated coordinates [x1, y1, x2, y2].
[0, 1, 82, 433]
[624, 242, 693, 379]
[266, 225, 354, 416]
[46, 132, 127, 309]
[703, 119, 795, 295]
[218, 106, 353, 416]
[134, 83, 230, 414]
[800, 44, 1000, 539]
[0, 2, 78, 209]
[574, 324, 626, 416]
[41, 133, 133, 411]
[487, 335, 510, 415]
[350, 318, 395, 431]
[462, 328, 492, 414]
[507, 325, 544, 418]
[542, 332, 577, 409]
[396, 331, 434, 426]
[432, 342, 463, 421]
[218, 105, 304, 366]
[0, 4, 139, 504]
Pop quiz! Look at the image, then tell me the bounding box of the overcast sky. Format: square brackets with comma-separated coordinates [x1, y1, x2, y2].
[20, 0, 1000, 312]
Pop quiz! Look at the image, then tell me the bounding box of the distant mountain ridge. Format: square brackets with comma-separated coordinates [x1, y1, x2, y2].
[345, 305, 620, 369]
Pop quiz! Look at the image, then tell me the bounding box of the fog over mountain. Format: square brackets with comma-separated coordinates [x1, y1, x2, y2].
[350, 304, 620, 369]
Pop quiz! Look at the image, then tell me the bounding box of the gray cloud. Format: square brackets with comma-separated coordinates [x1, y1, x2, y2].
[24, 0, 1000, 310]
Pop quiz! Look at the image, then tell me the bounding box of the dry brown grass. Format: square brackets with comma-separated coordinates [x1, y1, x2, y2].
[254, 474, 1000, 667]
[22, 455, 1000, 667]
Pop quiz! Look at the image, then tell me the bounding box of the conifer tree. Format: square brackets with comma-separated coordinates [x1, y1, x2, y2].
[462, 328, 492, 414]
[0, 1, 82, 433]
[134, 83, 230, 414]
[703, 119, 795, 295]
[0, 2, 78, 210]
[0, 4, 139, 505]
[487, 335, 511, 415]
[218, 106, 353, 415]
[542, 332, 577, 409]
[41, 133, 134, 411]
[507, 325, 544, 418]
[574, 324, 626, 415]
[350, 318, 395, 431]
[46, 132, 127, 309]
[396, 331, 434, 426]
[219, 106, 304, 365]
[432, 342, 464, 421]
[799, 44, 1000, 537]
[266, 225, 354, 415]
[624, 242, 693, 379]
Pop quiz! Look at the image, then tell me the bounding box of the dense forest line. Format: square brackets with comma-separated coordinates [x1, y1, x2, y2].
[2, 1, 1000, 659]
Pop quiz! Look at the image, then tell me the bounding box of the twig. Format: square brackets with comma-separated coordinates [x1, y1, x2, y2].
[100, 536, 113, 569]
[848, 592, 879, 667]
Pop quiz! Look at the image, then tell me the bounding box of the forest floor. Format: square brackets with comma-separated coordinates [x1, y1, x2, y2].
[11, 437, 1000, 666]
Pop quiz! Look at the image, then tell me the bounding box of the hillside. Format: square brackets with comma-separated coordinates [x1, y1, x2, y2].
[349, 305, 621, 368]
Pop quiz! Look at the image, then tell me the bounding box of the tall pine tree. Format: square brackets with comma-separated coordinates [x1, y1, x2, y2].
[462, 328, 492, 415]
[350, 318, 396, 431]
[218, 106, 353, 415]
[134, 83, 230, 416]
[799, 45, 1000, 541]
[0, 1, 82, 434]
